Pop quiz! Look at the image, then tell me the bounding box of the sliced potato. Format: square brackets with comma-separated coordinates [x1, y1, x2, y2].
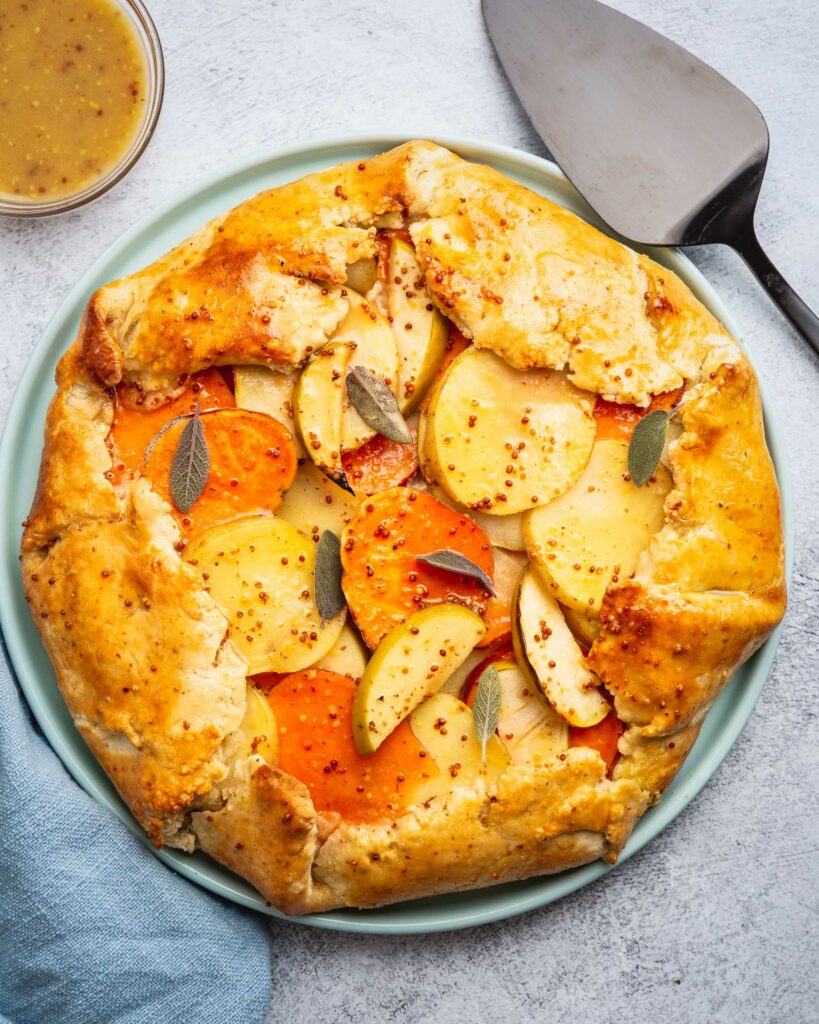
[493, 659, 569, 764]
[408, 692, 509, 805]
[314, 621, 368, 681]
[425, 348, 596, 515]
[277, 459, 361, 540]
[522, 438, 672, 614]
[387, 237, 449, 413]
[515, 567, 608, 727]
[233, 365, 302, 453]
[352, 604, 487, 755]
[223, 684, 279, 772]
[187, 515, 345, 675]
[427, 484, 525, 551]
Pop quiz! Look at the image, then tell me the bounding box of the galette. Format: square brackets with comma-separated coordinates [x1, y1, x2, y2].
[22, 141, 786, 913]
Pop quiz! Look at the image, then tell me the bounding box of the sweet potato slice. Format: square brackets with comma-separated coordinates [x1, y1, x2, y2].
[594, 386, 683, 441]
[341, 428, 419, 496]
[107, 368, 234, 481]
[569, 707, 624, 773]
[265, 669, 431, 824]
[340, 487, 494, 649]
[144, 408, 297, 537]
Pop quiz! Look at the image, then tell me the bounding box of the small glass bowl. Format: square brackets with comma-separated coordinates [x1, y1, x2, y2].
[0, 0, 164, 218]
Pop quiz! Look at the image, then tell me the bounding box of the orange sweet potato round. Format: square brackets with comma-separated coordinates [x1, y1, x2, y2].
[341, 429, 419, 497]
[107, 368, 235, 481]
[593, 386, 684, 442]
[143, 407, 297, 538]
[341, 487, 494, 649]
[265, 669, 432, 824]
[569, 707, 624, 772]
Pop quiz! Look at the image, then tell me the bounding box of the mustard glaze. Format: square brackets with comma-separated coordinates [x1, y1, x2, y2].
[0, 0, 147, 202]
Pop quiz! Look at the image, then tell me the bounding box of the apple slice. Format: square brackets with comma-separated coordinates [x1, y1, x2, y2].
[345, 257, 377, 295]
[561, 604, 601, 649]
[522, 438, 672, 615]
[514, 567, 608, 727]
[233, 365, 303, 454]
[387, 237, 449, 413]
[294, 297, 400, 482]
[424, 347, 596, 515]
[352, 604, 487, 755]
[314, 621, 368, 681]
[293, 341, 350, 481]
[223, 684, 279, 772]
[276, 460, 361, 541]
[408, 692, 509, 804]
[186, 515, 345, 675]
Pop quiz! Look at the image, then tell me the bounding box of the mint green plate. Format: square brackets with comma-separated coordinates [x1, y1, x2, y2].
[0, 135, 793, 933]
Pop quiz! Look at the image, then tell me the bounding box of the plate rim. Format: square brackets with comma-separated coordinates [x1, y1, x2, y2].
[0, 132, 794, 934]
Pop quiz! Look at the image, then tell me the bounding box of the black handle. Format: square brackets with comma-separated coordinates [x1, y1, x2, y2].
[731, 227, 819, 357]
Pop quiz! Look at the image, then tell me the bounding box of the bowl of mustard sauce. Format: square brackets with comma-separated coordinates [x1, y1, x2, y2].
[0, 0, 163, 216]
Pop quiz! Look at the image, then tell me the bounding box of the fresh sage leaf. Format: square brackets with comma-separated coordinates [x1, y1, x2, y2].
[346, 365, 412, 444]
[416, 549, 496, 595]
[169, 403, 210, 513]
[628, 409, 669, 487]
[315, 529, 345, 626]
[472, 665, 502, 764]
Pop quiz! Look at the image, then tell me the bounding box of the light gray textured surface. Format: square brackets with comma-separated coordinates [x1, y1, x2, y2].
[1, 1, 817, 1021]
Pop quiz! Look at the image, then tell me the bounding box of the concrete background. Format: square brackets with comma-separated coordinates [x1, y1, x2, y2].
[1, 1, 817, 1021]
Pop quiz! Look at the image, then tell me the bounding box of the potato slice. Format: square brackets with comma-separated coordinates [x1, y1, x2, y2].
[408, 692, 509, 804]
[387, 237, 449, 413]
[514, 568, 608, 727]
[314, 622, 368, 681]
[493, 659, 569, 764]
[277, 459, 361, 541]
[234, 365, 303, 456]
[187, 515, 345, 675]
[425, 348, 595, 515]
[352, 604, 487, 754]
[522, 438, 672, 614]
[223, 684, 279, 772]
[427, 483, 525, 551]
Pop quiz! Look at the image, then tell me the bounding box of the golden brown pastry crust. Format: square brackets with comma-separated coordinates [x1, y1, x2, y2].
[22, 141, 786, 913]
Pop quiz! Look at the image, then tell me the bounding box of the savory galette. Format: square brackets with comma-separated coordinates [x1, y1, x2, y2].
[22, 141, 786, 913]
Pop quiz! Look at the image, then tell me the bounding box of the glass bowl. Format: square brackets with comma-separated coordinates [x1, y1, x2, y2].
[0, 0, 164, 218]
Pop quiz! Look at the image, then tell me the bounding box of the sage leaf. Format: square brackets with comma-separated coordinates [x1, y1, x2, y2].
[346, 365, 412, 444]
[416, 549, 496, 595]
[315, 529, 345, 626]
[628, 410, 669, 487]
[472, 665, 502, 764]
[169, 403, 210, 513]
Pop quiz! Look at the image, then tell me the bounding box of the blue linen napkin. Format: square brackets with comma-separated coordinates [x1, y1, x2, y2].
[0, 639, 271, 1024]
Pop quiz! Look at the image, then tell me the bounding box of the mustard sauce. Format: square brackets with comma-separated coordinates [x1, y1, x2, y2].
[0, 0, 147, 202]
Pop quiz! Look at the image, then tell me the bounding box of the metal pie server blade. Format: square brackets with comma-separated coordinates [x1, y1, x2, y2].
[482, 0, 818, 353]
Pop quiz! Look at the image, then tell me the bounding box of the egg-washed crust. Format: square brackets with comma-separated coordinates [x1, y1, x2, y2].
[21, 141, 786, 912]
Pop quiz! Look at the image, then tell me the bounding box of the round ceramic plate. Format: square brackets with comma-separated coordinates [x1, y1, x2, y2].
[0, 135, 793, 934]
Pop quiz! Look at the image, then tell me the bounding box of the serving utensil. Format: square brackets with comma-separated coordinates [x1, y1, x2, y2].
[482, 0, 819, 354]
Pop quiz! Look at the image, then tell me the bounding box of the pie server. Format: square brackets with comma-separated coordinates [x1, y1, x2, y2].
[482, 0, 819, 355]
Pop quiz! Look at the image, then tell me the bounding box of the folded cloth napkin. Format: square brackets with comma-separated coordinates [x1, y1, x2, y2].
[0, 639, 271, 1024]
